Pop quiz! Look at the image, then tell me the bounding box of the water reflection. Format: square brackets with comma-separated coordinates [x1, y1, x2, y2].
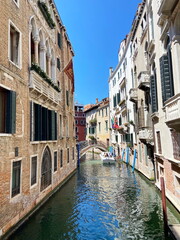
[10, 160, 179, 240]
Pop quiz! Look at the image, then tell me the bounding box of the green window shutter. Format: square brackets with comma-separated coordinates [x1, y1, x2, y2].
[66, 90, 69, 106]
[42, 107, 48, 141]
[57, 58, 60, 70]
[150, 75, 158, 113]
[34, 104, 42, 141]
[30, 101, 33, 141]
[48, 109, 52, 140]
[55, 112, 57, 140]
[159, 54, 174, 104]
[117, 92, 120, 104]
[125, 134, 131, 142]
[58, 32, 61, 48]
[119, 117, 122, 126]
[6, 90, 16, 134]
[51, 110, 56, 140]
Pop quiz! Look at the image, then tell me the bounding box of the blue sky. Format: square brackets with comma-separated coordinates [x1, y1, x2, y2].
[55, 0, 140, 105]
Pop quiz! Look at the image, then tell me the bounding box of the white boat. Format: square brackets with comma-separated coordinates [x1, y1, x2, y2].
[100, 152, 115, 164]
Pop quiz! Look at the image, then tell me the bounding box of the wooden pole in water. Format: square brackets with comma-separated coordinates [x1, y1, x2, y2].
[160, 177, 168, 236]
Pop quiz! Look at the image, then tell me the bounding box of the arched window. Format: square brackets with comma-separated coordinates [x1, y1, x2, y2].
[41, 147, 52, 191]
[38, 30, 45, 70]
[30, 17, 38, 65]
[45, 40, 51, 76]
[51, 49, 56, 82]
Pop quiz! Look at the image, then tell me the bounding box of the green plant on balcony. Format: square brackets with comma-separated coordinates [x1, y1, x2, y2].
[38, 1, 55, 29]
[30, 63, 60, 92]
[88, 136, 96, 140]
[129, 120, 135, 126]
[89, 118, 97, 126]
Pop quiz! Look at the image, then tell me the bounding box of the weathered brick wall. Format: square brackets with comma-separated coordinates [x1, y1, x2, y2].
[0, 0, 77, 237]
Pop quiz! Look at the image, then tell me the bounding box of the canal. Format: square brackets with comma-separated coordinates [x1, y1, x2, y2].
[11, 159, 180, 240]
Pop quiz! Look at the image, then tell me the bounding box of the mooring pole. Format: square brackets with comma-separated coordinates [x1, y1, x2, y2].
[132, 149, 137, 173]
[160, 177, 168, 236]
[126, 147, 129, 164]
[77, 143, 80, 167]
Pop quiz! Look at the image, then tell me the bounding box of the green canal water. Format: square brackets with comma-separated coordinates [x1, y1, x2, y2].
[10, 160, 180, 240]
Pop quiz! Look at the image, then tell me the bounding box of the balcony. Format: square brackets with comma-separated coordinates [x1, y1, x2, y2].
[158, 0, 178, 25]
[138, 71, 150, 91]
[165, 93, 180, 131]
[129, 88, 138, 103]
[158, 0, 177, 16]
[139, 129, 153, 143]
[29, 70, 60, 105]
[120, 77, 126, 89]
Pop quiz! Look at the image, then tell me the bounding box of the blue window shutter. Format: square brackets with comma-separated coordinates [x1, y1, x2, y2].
[6, 90, 16, 133]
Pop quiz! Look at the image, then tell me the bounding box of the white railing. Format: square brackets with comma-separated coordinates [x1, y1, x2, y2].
[139, 129, 153, 140]
[29, 70, 60, 104]
[165, 93, 180, 123]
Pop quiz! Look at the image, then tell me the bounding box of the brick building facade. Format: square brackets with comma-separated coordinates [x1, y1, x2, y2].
[75, 104, 86, 142]
[0, 0, 76, 237]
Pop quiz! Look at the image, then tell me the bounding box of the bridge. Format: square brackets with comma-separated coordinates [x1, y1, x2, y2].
[77, 140, 107, 159]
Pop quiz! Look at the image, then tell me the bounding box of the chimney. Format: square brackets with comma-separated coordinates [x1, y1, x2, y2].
[96, 98, 98, 103]
[109, 67, 113, 76]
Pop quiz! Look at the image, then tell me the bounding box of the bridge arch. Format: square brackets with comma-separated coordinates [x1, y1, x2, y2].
[77, 141, 107, 159]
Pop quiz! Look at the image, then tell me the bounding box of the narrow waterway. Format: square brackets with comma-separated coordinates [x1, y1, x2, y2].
[11, 160, 180, 240]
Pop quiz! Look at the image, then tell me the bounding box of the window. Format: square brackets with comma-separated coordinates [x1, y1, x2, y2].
[59, 114, 62, 138]
[30, 102, 57, 141]
[0, 87, 16, 134]
[76, 120, 78, 124]
[80, 120, 84, 125]
[150, 66, 158, 113]
[57, 58, 60, 70]
[12, 161, 21, 197]
[160, 52, 174, 105]
[66, 90, 69, 106]
[9, 22, 21, 67]
[57, 32, 61, 48]
[54, 151, 57, 172]
[72, 147, 74, 161]
[41, 147, 52, 191]
[171, 130, 180, 160]
[76, 127, 78, 133]
[156, 131, 162, 154]
[31, 156, 37, 186]
[60, 150, 63, 168]
[67, 148, 69, 163]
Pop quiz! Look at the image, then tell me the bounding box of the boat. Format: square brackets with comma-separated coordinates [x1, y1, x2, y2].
[100, 152, 115, 164]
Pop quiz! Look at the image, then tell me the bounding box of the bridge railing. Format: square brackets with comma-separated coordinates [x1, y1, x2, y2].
[77, 140, 107, 152]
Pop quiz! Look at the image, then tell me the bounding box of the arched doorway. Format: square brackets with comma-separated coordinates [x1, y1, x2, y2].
[41, 147, 52, 191]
